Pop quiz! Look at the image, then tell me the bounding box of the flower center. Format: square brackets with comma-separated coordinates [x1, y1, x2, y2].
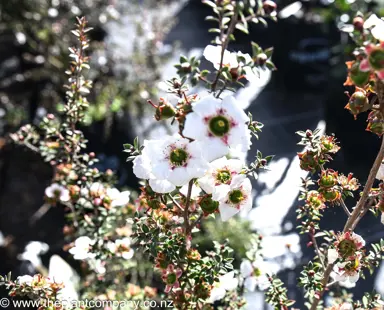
[169, 148, 188, 166]
[166, 273, 177, 284]
[253, 268, 262, 277]
[228, 189, 244, 204]
[53, 189, 62, 198]
[338, 239, 357, 258]
[209, 115, 230, 137]
[216, 169, 231, 184]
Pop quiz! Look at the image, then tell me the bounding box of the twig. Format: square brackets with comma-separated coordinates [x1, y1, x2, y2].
[211, 12, 238, 92]
[184, 180, 193, 235]
[340, 199, 351, 217]
[309, 135, 384, 310]
[311, 234, 325, 270]
[169, 195, 184, 212]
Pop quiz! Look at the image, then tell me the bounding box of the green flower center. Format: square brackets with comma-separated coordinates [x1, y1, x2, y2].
[170, 148, 188, 166]
[199, 195, 219, 214]
[216, 169, 231, 184]
[166, 273, 177, 284]
[53, 189, 62, 197]
[229, 189, 244, 204]
[253, 268, 262, 277]
[209, 116, 230, 137]
[338, 239, 357, 258]
[369, 49, 384, 70]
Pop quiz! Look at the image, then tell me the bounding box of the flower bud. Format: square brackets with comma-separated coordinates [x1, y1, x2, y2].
[320, 187, 341, 202]
[198, 194, 219, 214]
[263, 0, 277, 14]
[256, 53, 268, 66]
[353, 16, 364, 32]
[93, 197, 102, 206]
[318, 169, 338, 188]
[345, 89, 369, 119]
[298, 150, 320, 173]
[155, 98, 176, 121]
[347, 61, 370, 87]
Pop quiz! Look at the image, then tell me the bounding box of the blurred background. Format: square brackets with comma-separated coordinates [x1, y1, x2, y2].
[0, 0, 384, 308]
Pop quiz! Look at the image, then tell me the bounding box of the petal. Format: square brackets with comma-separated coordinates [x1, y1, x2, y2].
[183, 113, 206, 140]
[149, 179, 176, 194]
[203, 45, 222, 70]
[133, 155, 151, 179]
[227, 126, 252, 152]
[198, 175, 215, 194]
[222, 96, 249, 123]
[227, 158, 244, 173]
[348, 272, 360, 284]
[381, 212, 384, 224]
[240, 260, 253, 277]
[364, 14, 382, 29]
[209, 287, 226, 302]
[244, 276, 257, 292]
[151, 161, 171, 180]
[359, 59, 371, 72]
[192, 95, 221, 117]
[372, 23, 384, 41]
[327, 249, 338, 264]
[219, 203, 240, 221]
[168, 167, 191, 186]
[201, 137, 229, 162]
[187, 158, 209, 179]
[376, 164, 384, 180]
[212, 184, 231, 202]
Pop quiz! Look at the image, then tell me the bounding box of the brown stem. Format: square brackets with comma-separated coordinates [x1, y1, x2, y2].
[184, 180, 193, 235]
[211, 12, 238, 92]
[309, 135, 384, 310]
[311, 234, 325, 270]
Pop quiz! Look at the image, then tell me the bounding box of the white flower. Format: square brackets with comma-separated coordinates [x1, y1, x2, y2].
[240, 259, 270, 291]
[88, 259, 106, 275]
[143, 135, 209, 187]
[381, 212, 384, 225]
[327, 248, 339, 264]
[208, 271, 238, 303]
[204, 45, 238, 70]
[377, 162, 384, 180]
[213, 174, 252, 221]
[17, 275, 33, 285]
[18, 241, 49, 268]
[133, 139, 180, 194]
[115, 238, 134, 260]
[198, 156, 244, 195]
[69, 236, 95, 260]
[331, 256, 361, 286]
[106, 188, 130, 208]
[89, 182, 105, 197]
[183, 95, 251, 162]
[45, 183, 70, 202]
[364, 14, 384, 41]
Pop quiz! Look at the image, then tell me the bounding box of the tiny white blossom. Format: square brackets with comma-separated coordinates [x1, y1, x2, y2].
[133, 140, 179, 194]
[213, 174, 252, 221]
[364, 14, 384, 41]
[45, 183, 70, 202]
[88, 259, 106, 275]
[17, 275, 33, 285]
[115, 238, 134, 260]
[198, 156, 244, 195]
[204, 45, 238, 70]
[89, 182, 105, 196]
[69, 236, 95, 260]
[331, 257, 361, 287]
[381, 212, 384, 225]
[141, 135, 209, 188]
[106, 188, 130, 208]
[183, 95, 251, 162]
[240, 259, 270, 291]
[208, 271, 238, 303]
